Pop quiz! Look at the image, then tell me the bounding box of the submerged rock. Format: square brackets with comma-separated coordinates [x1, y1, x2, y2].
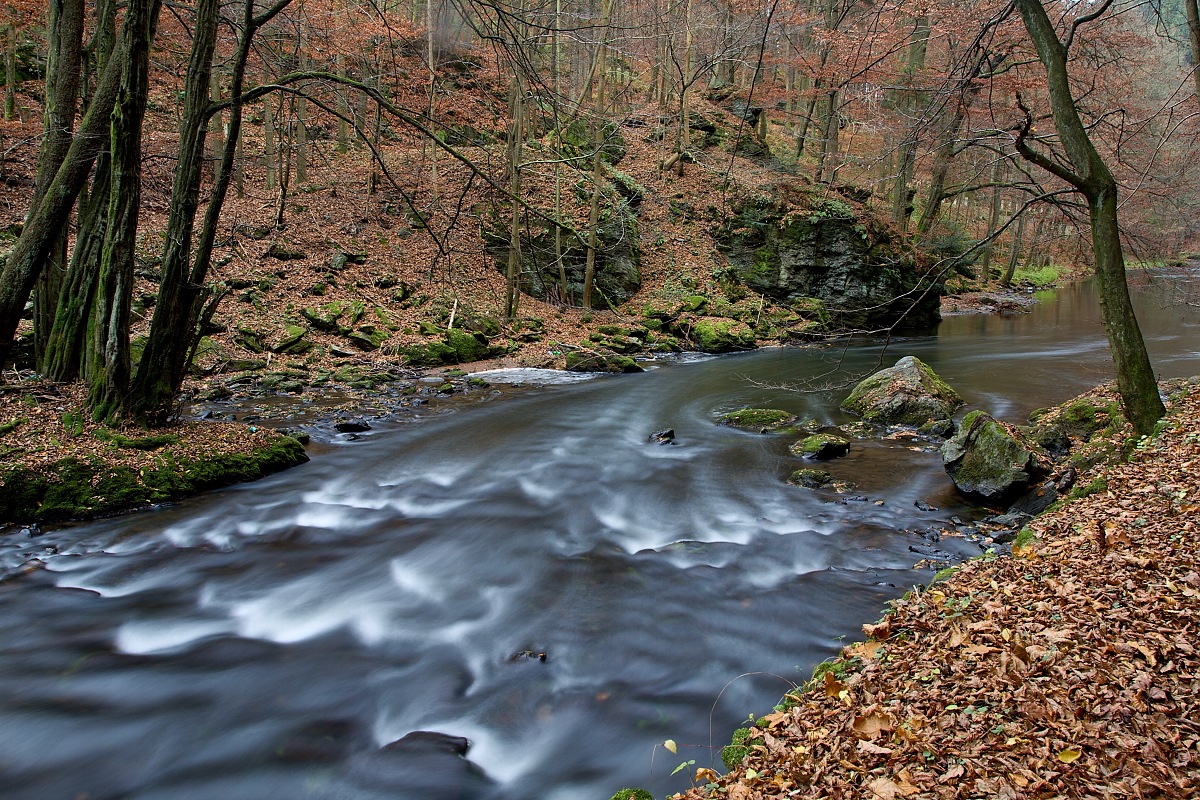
[648, 429, 676, 445]
[941, 410, 1050, 503]
[841, 355, 962, 426]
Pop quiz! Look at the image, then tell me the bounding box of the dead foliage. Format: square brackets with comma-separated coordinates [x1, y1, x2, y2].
[677, 382, 1200, 799]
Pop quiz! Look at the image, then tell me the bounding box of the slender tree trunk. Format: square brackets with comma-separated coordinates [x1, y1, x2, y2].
[1000, 211, 1024, 287]
[979, 159, 1004, 284]
[0, 17, 129, 368]
[504, 73, 523, 318]
[4, 23, 16, 121]
[1185, 0, 1200, 106]
[131, 0, 293, 422]
[30, 0, 85, 369]
[88, 0, 160, 423]
[1015, 0, 1165, 434]
[264, 73, 277, 190]
[891, 16, 928, 229]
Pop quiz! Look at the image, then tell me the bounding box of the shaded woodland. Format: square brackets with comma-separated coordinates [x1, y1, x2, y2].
[2, 0, 1199, 431]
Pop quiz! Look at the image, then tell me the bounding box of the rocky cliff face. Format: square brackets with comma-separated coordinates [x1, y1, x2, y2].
[716, 192, 942, 332]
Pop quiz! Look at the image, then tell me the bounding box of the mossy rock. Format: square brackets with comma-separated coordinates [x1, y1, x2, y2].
[842, 355, 962, 425]
[301, 302, 349, 332]
[791, 434, 850, 460]
[272, 325, 309, 354]
[719, 408, 796, 431]
[564, 351, 644, 373]
[941, 410, 1049, 504]
[0, 436, 308, 525]
[234, 327, 266, 353]
[402, 330, 495, 367]
[681, 294, 709, 313]
[687, 317, 756, 353]
[789, 468, 833, 488]
[642, 298, 684, 320]
[609, 790, 653, 800]
[347, 325, 389, 352]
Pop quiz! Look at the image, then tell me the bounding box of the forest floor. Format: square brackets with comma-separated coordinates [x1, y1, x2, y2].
[669, 380, 1200, 800]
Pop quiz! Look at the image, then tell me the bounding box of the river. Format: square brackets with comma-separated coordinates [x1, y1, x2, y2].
[2, 272, 1199, 800]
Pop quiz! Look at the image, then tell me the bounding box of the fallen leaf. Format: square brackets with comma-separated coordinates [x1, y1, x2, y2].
[824, 670, 846, 698]
[857, 739, 895, 755]
[1058, 746, 1083, 763]
[853, 711, 893, 740]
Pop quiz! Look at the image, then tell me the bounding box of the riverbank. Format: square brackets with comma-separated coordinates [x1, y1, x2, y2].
[664, 379, 1200, 800]
[0, 381, 308, 527]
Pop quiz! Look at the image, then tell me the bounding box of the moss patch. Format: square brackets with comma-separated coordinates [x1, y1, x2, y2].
[719, 408, 797, 430]
[0, 435, 307, 525]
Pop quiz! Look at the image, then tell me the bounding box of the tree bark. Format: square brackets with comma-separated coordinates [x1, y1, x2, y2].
[88, 0, 160, 423]
[1014, 0, 1165, 435]
[1185, 0, 1200, 107]
[0, 16, 129, 369]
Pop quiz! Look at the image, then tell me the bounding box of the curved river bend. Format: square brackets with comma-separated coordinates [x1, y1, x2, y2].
[2, 274, 1199, 799]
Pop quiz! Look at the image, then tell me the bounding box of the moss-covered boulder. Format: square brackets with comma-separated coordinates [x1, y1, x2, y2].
[402, 329, 497, 366]
[941, 410, 1050, 503]
[301, 301, 349, 332]
[347, 324, 389, 352]
[841, 356, 962, 426]
[686, 317, 756, 352]
[791, 433, 850, 460]
[0, 435, 308, 525]
[272, 325, 311, 354]
[719, 408, 796, 431]
[564, 351, 644, 373]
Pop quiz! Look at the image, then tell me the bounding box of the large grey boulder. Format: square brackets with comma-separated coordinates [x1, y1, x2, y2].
[941, 411, 1050, 503]
[841, 356, 963, 426]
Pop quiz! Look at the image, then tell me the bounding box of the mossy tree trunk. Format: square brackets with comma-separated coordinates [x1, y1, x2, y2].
[1014, 0, 1165, 435]
[29, 0, 84, 370]
[86, 0, 161, 424]
[0, 6, 131, 369]
[131, 0, 295, 424]
[41, 0, 116, 381]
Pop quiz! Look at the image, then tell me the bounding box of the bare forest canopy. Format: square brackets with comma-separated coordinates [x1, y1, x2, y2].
[1, 0, 1199, 428]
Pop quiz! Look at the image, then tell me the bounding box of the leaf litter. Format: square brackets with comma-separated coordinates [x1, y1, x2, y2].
[677, 381, 1200, 799]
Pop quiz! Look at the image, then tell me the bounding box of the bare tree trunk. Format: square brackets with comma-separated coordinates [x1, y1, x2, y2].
[1000, 211, 1024, 288]
[1186, 0, 1200, 106]
[4, 23, 16, 121]
[504, 73, 523, 318]
[978, 159, 1004, 285]
[1015, 0, 1165, 434]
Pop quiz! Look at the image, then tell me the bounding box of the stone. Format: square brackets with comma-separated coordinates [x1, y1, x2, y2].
[272, 325, 309, 354]
[335, 420, 371, 433]
[301, 302, 348, 332]
[841, 356, 962, 426]
[564, 351, 644, 373]
[685, 317, 756, 352]
[347, 325, 388, 351]
[648, 429, 675, 444]
[941, 411, 1050, 504]
[788, 468, 833, 488]
[791, 434, 850, 460]
[719, 408, 796, 431]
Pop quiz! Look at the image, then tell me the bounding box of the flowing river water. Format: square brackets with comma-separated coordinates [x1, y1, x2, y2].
[2, 272, 1200, 800]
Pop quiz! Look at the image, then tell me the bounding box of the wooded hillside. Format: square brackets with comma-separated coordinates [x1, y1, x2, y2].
[2, 0, 1198, 426]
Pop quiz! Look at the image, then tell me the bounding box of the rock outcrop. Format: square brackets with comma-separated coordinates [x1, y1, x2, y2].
[842, 356, 963, 426]
[716, 191, 942, 331]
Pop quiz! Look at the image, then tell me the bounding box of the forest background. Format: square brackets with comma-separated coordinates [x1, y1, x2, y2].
[2, 0, 1199, 430]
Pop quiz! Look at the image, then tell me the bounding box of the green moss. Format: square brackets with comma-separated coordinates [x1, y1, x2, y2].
[791, 434, 850, 459]
[95, 429, 182, 450]
[719, 408, 796, 430]
[610, 790, 653, 800]
[931, 566, 959, 584]
[1012, 527, 1036, 549]
[0, 417, 26, 437]
[689, 318, 756, 353]
[721, 726, 762, 771]
[0, 436, 307, 525]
